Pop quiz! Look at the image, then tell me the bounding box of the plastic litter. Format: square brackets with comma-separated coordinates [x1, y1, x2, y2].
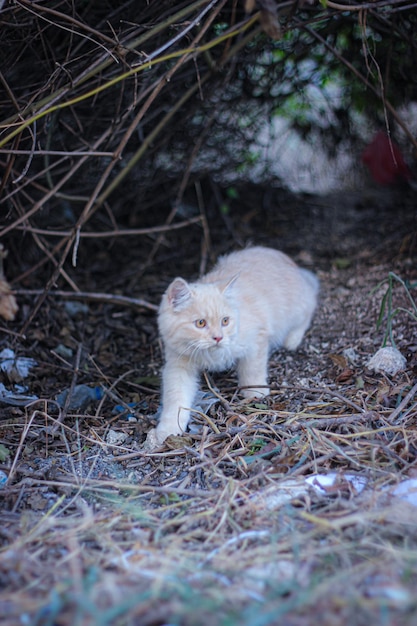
[55, 384, 103, 411]
[0, 470, 7, 487]
[112, 402, 138, 420]
[389, 479, 417, 507]
[151, 389, 220, 433]
[252, 473, 368, 511]
[0, 382, 38, 407]
[64, 301, 89, 317]
[305, 472, 367, 495]
[0, 348, 37, 382]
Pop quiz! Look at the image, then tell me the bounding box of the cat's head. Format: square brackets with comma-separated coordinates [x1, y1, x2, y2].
[158, 277, 238, 366]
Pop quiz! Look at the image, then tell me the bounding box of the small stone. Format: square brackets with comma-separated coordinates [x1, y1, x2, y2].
[106, 429, 127, 446]
[64, 301, 89, 317]
[367, 346, 406, 376]
[343, 347, 358, 365]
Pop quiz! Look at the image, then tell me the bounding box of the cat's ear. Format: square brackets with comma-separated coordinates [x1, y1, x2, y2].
[167, 278, 192, 310]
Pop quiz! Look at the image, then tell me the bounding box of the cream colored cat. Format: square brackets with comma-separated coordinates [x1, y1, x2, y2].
[144, 246, 319, 449]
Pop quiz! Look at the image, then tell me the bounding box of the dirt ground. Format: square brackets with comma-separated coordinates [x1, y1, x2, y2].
[0, 182, 416, 625]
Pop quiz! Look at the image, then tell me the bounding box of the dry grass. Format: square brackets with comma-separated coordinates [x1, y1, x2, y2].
[1, 389, 417, 625]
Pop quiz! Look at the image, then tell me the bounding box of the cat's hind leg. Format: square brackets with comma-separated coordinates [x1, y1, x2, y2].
[282, 319, 312, 351]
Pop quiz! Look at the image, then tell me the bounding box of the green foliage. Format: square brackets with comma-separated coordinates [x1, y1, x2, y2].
[374, 272, 417, 347]
[247, 438, 267, 454]
[220, 187, 239, 215]
[0, 444, 10, 462]
[238, 11, 417, 149]
[236, 150, 261, 174]
[226, 186, 239, 200]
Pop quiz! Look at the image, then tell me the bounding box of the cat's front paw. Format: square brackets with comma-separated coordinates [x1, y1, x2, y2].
[142, 427, 167, 451]
[241, 387, 269, 399]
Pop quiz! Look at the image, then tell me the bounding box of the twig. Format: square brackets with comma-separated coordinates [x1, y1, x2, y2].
[386, 382, 417, 424]
[14, 216, 203, 238]
[52, 343, 83, 429]
[5, 476, 219, 498]
[0, 0, 216, 131]
[0, 14, 258, 149]
[301, 21, 417, 151]
[14, 289, 158, 312]
[288, 411, 379, 432]
[0, 130, 114, 238]
[272, 385, 365, 414]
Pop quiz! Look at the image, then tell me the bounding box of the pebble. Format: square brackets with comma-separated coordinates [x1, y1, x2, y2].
[367, 346, 406, 376]
[106, 429, 127, 446]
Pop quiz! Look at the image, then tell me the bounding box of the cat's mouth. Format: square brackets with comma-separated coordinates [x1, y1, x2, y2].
[209, 341, 225, 349]
[197, 341, 227, 355]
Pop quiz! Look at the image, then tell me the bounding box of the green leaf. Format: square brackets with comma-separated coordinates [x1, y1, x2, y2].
[334, 258, 351, 269]
[0, 444, 10, 462]
[226, 186, 239, 200]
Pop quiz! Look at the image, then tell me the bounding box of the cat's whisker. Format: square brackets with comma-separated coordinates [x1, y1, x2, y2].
[176, 340, 203, 362]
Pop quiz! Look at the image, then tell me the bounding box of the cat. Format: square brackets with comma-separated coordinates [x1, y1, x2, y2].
[144, 246, 319, 449]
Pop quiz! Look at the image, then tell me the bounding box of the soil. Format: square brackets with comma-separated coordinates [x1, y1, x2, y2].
[0, 181, 416, 625]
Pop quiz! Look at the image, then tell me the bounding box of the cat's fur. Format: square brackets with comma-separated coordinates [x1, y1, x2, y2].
[144, 246, 319, 449]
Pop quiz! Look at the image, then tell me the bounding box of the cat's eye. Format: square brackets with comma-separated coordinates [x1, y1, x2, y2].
[195, 319, 206, 328]
[221, 316, 230, 326]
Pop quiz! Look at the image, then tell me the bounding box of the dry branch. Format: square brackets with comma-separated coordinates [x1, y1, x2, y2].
[15, 289, 158, 312]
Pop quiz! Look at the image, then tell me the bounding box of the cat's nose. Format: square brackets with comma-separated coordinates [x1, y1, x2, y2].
[213, 336, 223, 344]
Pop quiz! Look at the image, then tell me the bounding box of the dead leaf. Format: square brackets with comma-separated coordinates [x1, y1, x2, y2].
[165, 434, 194, 449]
[0, 245, 18, 321]
[244, 0, 257, 12]
[328, 353, 348, 369]
[26, 492, 49, 511]
[336, 368, 354, 383]
[271, 400, 287, 410]
[0, 280, 18, 321]
[376, 383, 391, 406]
[257, 0, 281, 39]
[0, 443, 10, 462]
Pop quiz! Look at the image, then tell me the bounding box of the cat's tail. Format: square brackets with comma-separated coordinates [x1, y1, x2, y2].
[300, 268, 320, 295]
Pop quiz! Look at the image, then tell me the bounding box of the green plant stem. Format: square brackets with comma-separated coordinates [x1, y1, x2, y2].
[1, 0, 215, 129]
[0, 14, 258, 149]
[375, 272, 417, 347]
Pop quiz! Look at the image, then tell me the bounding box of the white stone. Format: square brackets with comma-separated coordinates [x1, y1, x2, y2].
[367, 346, 406, 376]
